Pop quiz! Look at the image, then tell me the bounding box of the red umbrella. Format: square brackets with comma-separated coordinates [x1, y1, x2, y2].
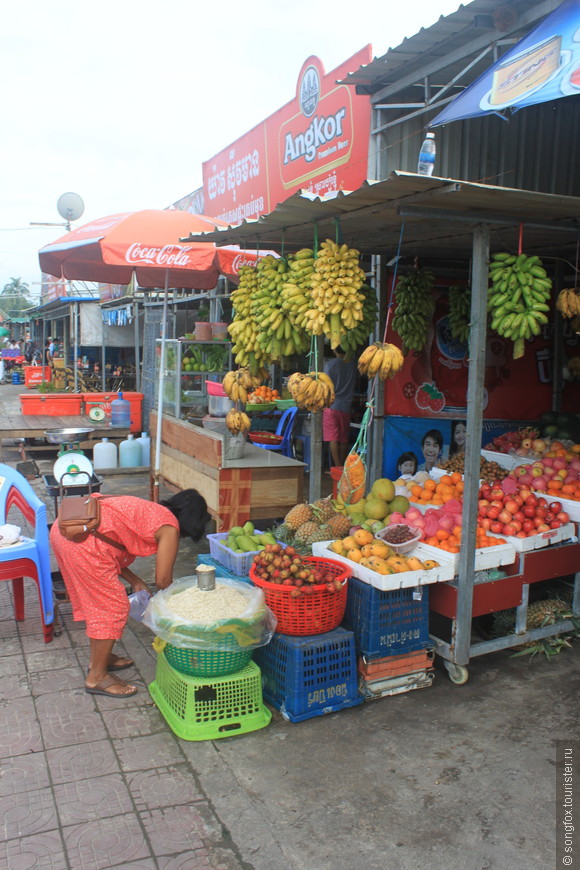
[38, 209, 262, 289]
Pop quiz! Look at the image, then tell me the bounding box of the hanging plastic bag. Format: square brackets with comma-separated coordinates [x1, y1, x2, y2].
[338, 404, 372, 506]
[142, 575, 277, 650]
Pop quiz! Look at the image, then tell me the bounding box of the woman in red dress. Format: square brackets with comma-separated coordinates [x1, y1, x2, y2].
[50, 490, 209, 699]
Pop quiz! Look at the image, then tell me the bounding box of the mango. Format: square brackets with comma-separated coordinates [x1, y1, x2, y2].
[243, 521, 255, 536]
[235, 535, 259, 552]
[229, 526, 244, 537]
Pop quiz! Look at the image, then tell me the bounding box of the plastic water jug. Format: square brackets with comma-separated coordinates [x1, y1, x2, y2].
[136, 432, 151, 466]
[111, 392, 131, 428]
[93, 437, 118, 470]
[119, 434, 142, 468]
[11, 371, 20, 385]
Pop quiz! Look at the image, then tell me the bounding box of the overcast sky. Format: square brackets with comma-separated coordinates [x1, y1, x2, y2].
[0, 0, 462, 297]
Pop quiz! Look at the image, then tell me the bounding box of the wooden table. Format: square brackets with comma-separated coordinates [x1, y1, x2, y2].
[151, 412, 305, 530]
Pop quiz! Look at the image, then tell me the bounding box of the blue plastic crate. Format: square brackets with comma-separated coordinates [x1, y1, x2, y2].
[196, 554, 251, 583]
[342, 576, 429, 659]
[253, 627, 363, 723]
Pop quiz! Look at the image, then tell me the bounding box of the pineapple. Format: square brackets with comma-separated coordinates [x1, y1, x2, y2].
[326, 513, 352, 538]
[284, 503, 313, 531]
[311, 498, 335, 522]
[492, 598, 578, 657]
[294, 521, 320, 543]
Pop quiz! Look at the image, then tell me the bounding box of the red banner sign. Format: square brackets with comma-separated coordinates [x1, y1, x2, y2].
[202, 48, 372, 224]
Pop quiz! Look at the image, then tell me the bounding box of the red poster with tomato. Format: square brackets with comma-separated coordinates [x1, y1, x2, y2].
[202, 48, 372, 225]
[384, 282, 580, 421]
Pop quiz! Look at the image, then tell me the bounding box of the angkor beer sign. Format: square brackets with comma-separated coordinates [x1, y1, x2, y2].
[202, 47, 371, 225]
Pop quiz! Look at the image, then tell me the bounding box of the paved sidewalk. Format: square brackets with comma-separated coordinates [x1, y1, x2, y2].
[0, 426, 578, 868]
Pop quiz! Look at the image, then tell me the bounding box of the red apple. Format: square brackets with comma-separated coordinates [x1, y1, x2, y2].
[515, 531, 527, 538]
[549, 520, 562, 529]
[479, 518, 493, 531]
[537, 497, 547, 507]
[498, 509, 512, 525]
[490, 521, 503, 534]
[522, 520, 534, 533]
[549, 501, 562, 513]
[487, 506, 500, 520]
[502, 522, 518, 536]
[556, 511, 570, 523]
[537, 523, 550, 532]
[513, 510, 525, 523]
[510, 520, 522, 532]
[490, 487, 504, 500]
[533, 517, 544, 529]
[525, 495, 539, 507]
[504, 499, 519, 515]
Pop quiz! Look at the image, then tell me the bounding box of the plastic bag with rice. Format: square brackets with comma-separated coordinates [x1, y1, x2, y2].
[142, 575, 277, 650]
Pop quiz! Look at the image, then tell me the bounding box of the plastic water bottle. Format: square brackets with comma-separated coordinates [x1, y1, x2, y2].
[417, 132, 436, 176]
[136, 432, 151, 466]
[110, 392, 131, 428]
[119, 434, 142, 467]
[119, 434, 141, 467]
[93, 437, 118, 470]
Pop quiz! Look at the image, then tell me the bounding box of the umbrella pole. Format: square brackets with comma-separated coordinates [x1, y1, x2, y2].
[153, 272, 169, 500]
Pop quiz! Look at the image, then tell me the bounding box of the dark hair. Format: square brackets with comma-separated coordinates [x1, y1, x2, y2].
[396, 451, 418, 471]
[422, 429, 443, 449]
[161, 489, 211, 542]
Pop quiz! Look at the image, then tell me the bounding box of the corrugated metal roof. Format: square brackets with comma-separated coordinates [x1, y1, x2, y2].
[180, 172, 580, 262]
[340, 0, 561, 94]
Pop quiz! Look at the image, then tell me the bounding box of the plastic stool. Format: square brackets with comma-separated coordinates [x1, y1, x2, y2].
[294, 434, 311, 470]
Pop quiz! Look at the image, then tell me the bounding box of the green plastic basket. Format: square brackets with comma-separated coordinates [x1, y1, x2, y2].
[163, 643, 253, 677]
[275, 399, 296, 410]
[245, 402, 277, 413]
[149, 656, 271, 741]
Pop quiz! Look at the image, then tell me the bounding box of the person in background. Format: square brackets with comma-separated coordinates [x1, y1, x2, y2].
[48, 337, 56, 358]
[44, 338, 52, 364]
[322, 346, 357, 468]
[396, 451, 418, 479]
[418, 429, 443, 473]
[50, 489, 211, 699]
[450, 420, 467, 456]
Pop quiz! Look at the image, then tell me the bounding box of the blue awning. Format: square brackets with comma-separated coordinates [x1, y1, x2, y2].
[430, 0, 580, 126]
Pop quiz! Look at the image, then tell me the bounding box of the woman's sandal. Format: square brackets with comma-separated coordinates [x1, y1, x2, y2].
[85, 674, 137, 698]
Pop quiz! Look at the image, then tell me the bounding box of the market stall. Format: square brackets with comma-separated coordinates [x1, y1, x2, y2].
[185, 171, 580, 682]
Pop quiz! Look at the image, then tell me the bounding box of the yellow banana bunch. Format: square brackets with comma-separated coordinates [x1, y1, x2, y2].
[341, 284, 378, 359]
[556, 288, 580, 319]
[225, 409, 251, 435]
[358, 342, 405, 380]
[488, 252, 552, 359]
[229, 265, 268, 373]
[303, 240, 366, 348]
[287, 371, 335, 412]
[222, 368, 264, 404]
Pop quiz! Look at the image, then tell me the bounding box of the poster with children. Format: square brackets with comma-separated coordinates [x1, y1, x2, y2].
[382, 416, 469, 481]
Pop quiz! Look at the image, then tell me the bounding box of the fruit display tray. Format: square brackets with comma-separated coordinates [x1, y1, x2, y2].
[311, 541, 455, 591]
[416, 538, 517, 572]
[532, 492, 580, 523]
[480, 450, 535, 470]
[503, 522, 577, 552]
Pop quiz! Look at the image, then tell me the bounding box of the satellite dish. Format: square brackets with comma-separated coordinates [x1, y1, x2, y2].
[57, 192, 85, 223]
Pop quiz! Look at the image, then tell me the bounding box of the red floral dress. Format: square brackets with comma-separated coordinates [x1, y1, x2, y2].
[50, 495, 179, 639]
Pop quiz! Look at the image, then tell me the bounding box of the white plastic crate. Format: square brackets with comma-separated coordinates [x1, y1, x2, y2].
[532, 492, 580, 523]
[416, 538, 517, 572]
[502, 522, 577, 552]
[311, 541, 455, 592]
[207, 531, 267, 576]
[481, 449, 535, 470]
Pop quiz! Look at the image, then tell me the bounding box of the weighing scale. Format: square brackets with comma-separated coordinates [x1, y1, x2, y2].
[43, 428, 103, 513]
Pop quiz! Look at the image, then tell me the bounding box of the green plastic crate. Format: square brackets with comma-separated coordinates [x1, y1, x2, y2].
[149, 656, 271, 741]
[163, 643, 253, 678]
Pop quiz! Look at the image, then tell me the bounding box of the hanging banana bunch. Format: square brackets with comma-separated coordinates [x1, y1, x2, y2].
[392, 268, 435, 353]
[448, 285, 471, 343]
[225, 408, 252, 435]
[302, 240, 366, 348]
[487, 252, 551, 359]
[222, 368, 265, 404]
[341, 284, 378, 359]
[358, 342, 405, 380]
[556, 288, 580, 319]
[287, 371, 335, 413]
[228, 265, 267, 373]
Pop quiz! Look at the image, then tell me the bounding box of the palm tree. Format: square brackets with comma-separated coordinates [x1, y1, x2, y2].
[1, 277, 33, 318]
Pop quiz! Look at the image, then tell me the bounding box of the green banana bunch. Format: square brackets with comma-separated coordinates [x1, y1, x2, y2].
[448, 285, 471, 344]
[341, 284, 378, 358]
[488, 252, 552, 360]
[229, 265, 267, 373]
[392, 268, 435, 353]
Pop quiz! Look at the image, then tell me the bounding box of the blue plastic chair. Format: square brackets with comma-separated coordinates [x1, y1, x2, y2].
[254, 406, 298, 458]
[0, 463, 54, 642]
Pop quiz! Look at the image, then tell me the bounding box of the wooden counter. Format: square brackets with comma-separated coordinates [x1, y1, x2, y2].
[151, 413, 305, 530]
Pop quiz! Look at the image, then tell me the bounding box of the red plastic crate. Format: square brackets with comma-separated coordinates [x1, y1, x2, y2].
[83, 392, 143, 433]
[24, 366, 51, 388]
[249, 557, 349, 636]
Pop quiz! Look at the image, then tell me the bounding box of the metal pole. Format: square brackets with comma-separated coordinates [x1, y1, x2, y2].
[133, 300, 141, 393]
[73, 301, 79, 392]
[453, 223, 490, 665]
[308, 335, 325, 502]
[101, 317, 106, 391]
[153, 272, 170, 497]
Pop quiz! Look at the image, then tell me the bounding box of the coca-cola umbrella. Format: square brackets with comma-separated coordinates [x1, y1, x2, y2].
[38, 209, 270, 493]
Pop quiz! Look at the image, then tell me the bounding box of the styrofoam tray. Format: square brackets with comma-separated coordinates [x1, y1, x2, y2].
[503, 522, 577, 552]
[415, 537, 517, 572]
[311, 541, 455, 592]
[480, 450, 535, 470]
[532, 492, 580, 524]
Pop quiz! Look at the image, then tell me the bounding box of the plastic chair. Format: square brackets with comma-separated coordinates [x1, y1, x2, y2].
[0, 463, 54, 642]
[254, 406, 298, 458]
